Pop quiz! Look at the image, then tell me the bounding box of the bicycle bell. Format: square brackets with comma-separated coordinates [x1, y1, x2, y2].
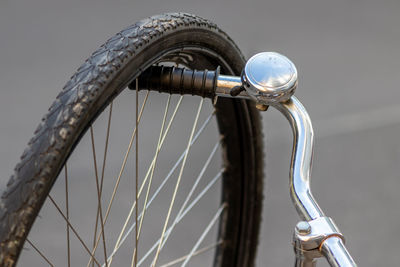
[242, 52, 298, 105]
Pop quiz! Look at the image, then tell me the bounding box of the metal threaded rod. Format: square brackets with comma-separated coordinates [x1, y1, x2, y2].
[131, 66, 220, 98]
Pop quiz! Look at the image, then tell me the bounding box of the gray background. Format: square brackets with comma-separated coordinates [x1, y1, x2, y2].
[1, 0, 400, 265]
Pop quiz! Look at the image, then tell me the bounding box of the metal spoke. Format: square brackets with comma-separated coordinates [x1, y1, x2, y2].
[104, 112, 216, 265]
[176, 171, 223, 222]
[136, 170, 223, 267]
[101, 91, 149, 225]
[103, 170, 223, 267]
[107, 96, 185, 265]
[48, 195, 101, 266]
[133, 79, 139, 267]
[135, 141, 220, 265]
[64, 163, 71, 267]
[87, 91, 149, 267]
[158, 241, 222, 267]
[152, 142, 220, 255]
[131, 94, 172, 266]
[181, 204, 226, 267]
[100, 103, 113, 201]
[162, 142, 219, 241]
[90, 126, 108, 267]
[26, 238, 55, 267]
[151, 98, 204, 267]
[92, 102, 113, 263]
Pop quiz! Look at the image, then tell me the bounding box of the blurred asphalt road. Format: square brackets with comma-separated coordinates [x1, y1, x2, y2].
[1, 0, 400, 265]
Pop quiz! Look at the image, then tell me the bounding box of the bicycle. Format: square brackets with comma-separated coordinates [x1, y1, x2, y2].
[0, 13, 356, 266]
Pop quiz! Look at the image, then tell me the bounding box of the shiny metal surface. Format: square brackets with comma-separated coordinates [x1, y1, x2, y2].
[212, 54, 356, 266]
[296, 221, 312, 235]
[321, 237, 357, 267]
[294, 217, 344, 251]
[242, 52, 297, 105]
[214, 71, 328, 219]
[274, 97, 324, 220]
[276, 98, 357, 266]
[215, 74, 249, 98]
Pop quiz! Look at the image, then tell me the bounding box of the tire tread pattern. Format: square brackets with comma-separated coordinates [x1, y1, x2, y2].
[0, 13, 241, 266]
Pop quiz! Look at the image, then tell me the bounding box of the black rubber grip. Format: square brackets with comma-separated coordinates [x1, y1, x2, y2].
[131, 66, 219, 98]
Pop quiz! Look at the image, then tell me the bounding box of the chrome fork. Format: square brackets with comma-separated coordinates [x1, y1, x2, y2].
[138, 52, 357, 266]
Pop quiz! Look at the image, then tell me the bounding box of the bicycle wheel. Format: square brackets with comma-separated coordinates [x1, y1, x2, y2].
[0, 13, 263, 267]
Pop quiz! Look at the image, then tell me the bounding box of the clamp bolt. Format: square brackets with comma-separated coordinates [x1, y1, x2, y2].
[296, 221, 311, 235]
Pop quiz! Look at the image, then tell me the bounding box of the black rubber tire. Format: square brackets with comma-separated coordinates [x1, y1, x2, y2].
[0, 13, 264, 267]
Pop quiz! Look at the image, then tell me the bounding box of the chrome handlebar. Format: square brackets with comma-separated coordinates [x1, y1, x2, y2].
[220, 52, 357, 266]
[137, 52, 357, 266]
[278, 97, 356, 267]
[274, 97, 323, 221]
